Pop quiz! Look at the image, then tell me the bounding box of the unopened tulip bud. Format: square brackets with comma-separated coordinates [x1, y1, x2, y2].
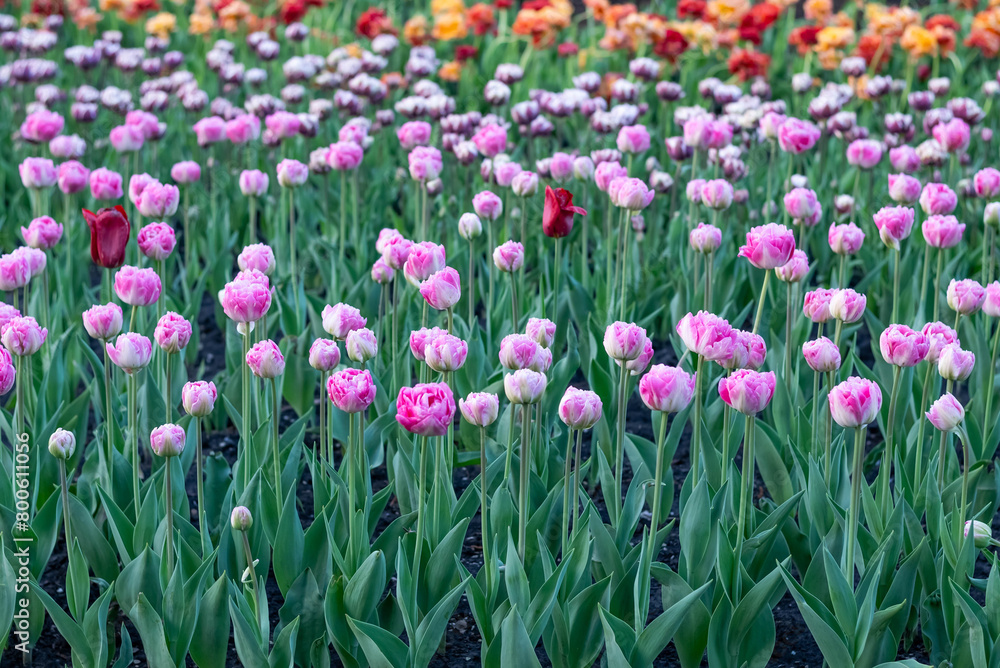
[48, 428, 76, 460]
[231, 506, 253, 531]
[346, 328, 378, 363]
[150, 423, 186, 458]
[926, 392, 965, 432]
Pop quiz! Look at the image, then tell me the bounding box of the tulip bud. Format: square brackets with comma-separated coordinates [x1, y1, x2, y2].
[48, 428, 76, 460]
[231, 506, 253, 531]
[459, 392, 499, 427]
[346, 328, 378, 363]
[925, 392, 965, 432]
[965, 520, 993, 549]
[150, 423, 186, 458]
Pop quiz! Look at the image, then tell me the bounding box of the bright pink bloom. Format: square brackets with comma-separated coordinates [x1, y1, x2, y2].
[617, 124, 650, 154]
[718, 369, 776, 415]
[880, 324, 929, 367]
[410, 327, 448, 361]
[594, 161, 627, 192]
[639, 365, 695, 413]
[397, 121, 432, 150]
[129, 173, 157, 205]
[493, 240, 524, 273]
[504, 369, 548, 404]
[690, 223, 722, 254]
[20, 110, 64, 143]
[494, 161, 522, 188]
[499, 333, 550, 371]
[932, 118, 971, 153]
[720, 330, 766, 371]
[276, 159, 309, 187]
[802, 337, 841, 372]
[264, 111, 300, 139]
[309, 338, 342, 371]
[106, 332, 152, 374]
[150, 424, 186, 458]
[922, 215, 965, 248]
[558, 387, 603, 428]
[372, 258, 394, 284]
[1, 316, 47, 356]
[526, 318, 556, 347]
[239, 170, 269, 197]
[460, 392, 500, 426]
[137, 222, 176, 260]
[109, 124, 145, 152]
[327, 141, 364, 170]
[984, 282, 1000, 317]
[237, 244, 276, 275]
[221, 273, 272, 324]
[408, 146, 443, 181]
[549, 152, 574, 182]
[829, 289, 867, 323]
[225, 115, 260, 144]
[947, 278, 986, 315]
[114, 265, 161, 307]
[322, 302, 366, 339]
[701, 179, 734, 210]
[846, 139, 883, 169]
[828, 223, 865, 255]
[938, 343, 975, 381]
[473, 190, 503, 222]
[472, 123, 507, 158]
[424, 333, 467, 372]
[828, 376, 882, 428]
[974, 168, 1000, 199]
[739, 223, 796, 270]
[676, 311, 736, 362]
[125, 110, 163, 140]
[58, 161, 90, 195]
[919, 183, 958, 216]
[612, 177, 655, 210]
[182, 380, 217, 417]
[889, 145, 920, 173]
[888, 174, 922, 204]
[49, 134, 85, 159]
[776, 249, 810, 283]
[604, 321, 649, 361]
[783, 188, 819, 222]
[777, 118, 821, 154]
[873, 206, 915, 249]
[0, 351, 13, 394]
[511, 170, 539, 196]
[926, 393, 965, 432]
[171, 161, 201, 184]
[420, 267, 461, 311]
[154, 311, 192, 354]
[82, 303, 123, 341]
[922, 322, 960, 363]
[404, 242, 447, 286]
[246, 339, 285, 378]
[89, 168, 124, 200]
[193, 116, 227, 146]
[19, 157, 57, 189]
[21, 216, 63, 250]
[395, 382, 456, 436]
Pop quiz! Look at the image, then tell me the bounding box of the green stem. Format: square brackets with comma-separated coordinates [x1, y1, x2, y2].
[692, 355, 704, 483]
[195, 418, 208, 552]
[560, 427, 575, 558]
[58, 460, 72, 549]
[130, 373, 139, 517]
[648, 413, 669, 554]
[933, 248, 943, 322]
[919, 242, 932, 317]
[880, 366, 902, 516]
[518, 402, 531, 561]
[414, 435, 428, 593]
[733, 414, 755, 605]
[242, 328, 251, 489]
[938, 379, 956, 489]
[165, 455, 174, 575]
[240, 532, 264, 644]
[104, 347, 114, 490]
[984, 321, 1000, 452]
[571, 429, 583, 536]
[270, 378, 281, 496]
[891, 248, 901, 324]
[913, 363, 934, 502]
[613, 366, 629, 525]
[844, 427, 866, 582]
[338, 171, 346, 270]
[479, 426, 490, 583]
[752, 270, 771, 336]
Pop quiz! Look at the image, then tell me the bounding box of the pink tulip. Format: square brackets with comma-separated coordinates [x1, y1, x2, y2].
[460, 392, 500, 427]
[326, 141, 364, 171]
[511, 171, 539, 197]
[759, 111, 786, 139]
[617, 124, 650, 154]
[371, 258, 394, 284]
[239, 170, 269, 197]
[639, 365, 695, 413]
[403, 242, 447, 286]
[776, 249, 810, 283]
[947, 278, 986, 315]
[828, 223, 865, 255]
[603, 321, 649, 362]
[493, 241, 524, 273]
[594, 161, 627, 192]
[247, 339, 285, 378]
[922, 322, 960, 363]
[612, 177, 655, 210]
[150, 424, 185, 458]
[720, 330, 766, 371]
[20, 109, 64, 143]
[82, 303, 123, 341]
[420, 268, 461, 311]
[873, 206, 915, 250]
[49, 134, 85, 159]
[938, 343, 975, 381]
[889, 145, 921, 173]
[237, 244, 276, 275]
[777, 117, 821, 154]
[472, 123, 507, 158]
[322, 303, 367, 340]
[558, 387, 603, 428]
[126, 110, 163, 140]
[396, 382, 456, 436]
[504, 369, 547, 404]
[624, 338, 654, 376]
[739, 223, 796, 270]
[846, 139, 883, 169]
[783, 188, 819, 223]
[106, 332, 152, 374]
[0, 350, 13, 395]
[683, 115, 713, 150]
[381, 234, 413, 270]
[494, 161, 523, 188]
[129, 173, 156, 205]
[137, 222, 176, 260]
[926, 392, 965, 432]
[676, 311, 736, 362]
[114, 265, 161, 307]
[408, 146, 443, 181]
[225, 115, 260, 144]
[346, 328, 378, 363]
[690, 223, 722, 254]
[932, 118, 970, 153]
[828, 376, 882, 428]
[472, 191, 503, 222]
[425, 333, 467, 372]
[182, 380, 217, 417]
[136, 182, 180, 218]
[974, 168, 1000, 199]
[21, 216, 63, 250]
[171, 161, 201, 184]
[718, 369, 776, 415]
[221, 273, 272, 324]
[1, 316, 47, 356]
[549, 153, 574, 182]
[802, 337, 841, 372]
[922, 215, 965, 248]
[397, 121, 432, 150]
[880, 324, 929, 367]
[19, 157, 57, 189]
[276, 159, 309, 187]
[410, 326, 448, 361]
[153, 312, 191, 354]
[263, 111, 299, 139]
[829, 289, 867, 323]
[58, 161, 90, 195]
[984, 282, 1000, 317]
[701, 179, 734, 210]
[919, 183, 958, 216]
[309, 338, 342, 371]
[887, 174, 922, 204]
[802, 288, 835, 323]
[90, 168, 124, 200]
[499, 333, 550, 371]
[110, 124, 144, 152]
[526, 317, 556, 347]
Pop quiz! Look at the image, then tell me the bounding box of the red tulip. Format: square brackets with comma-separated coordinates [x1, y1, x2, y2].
[542, 186, 587, 238]
[83, 205, 130, 268]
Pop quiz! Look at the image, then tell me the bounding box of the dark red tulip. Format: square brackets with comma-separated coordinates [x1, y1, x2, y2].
[542, 186, 587, 239]
[83, 205, 130, 268]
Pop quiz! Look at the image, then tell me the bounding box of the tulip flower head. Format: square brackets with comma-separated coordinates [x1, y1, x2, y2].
[880, 324, 929, 367]
[154, 312, 192, 354]
[221, 272, 272, 326]
[828, 377, 883, 428]
[802, 337, 842, 372]
[182, 380, 218, 417]
[420, 267, 462, 311]
[322, 303, 367, 340]
[938, 343, 975, 381]
[718, 369, 776, 415]
[83, 303, 123, 341]
[460, 392, 500, 427]
[504, 369, 547, 404]
[639, 365, 695, 413]
[873, 206, 915, 250]
[2, 316, 47, 357]
[828, 222, 865, 255]
[404, 242, 447, 286]
[137, 222, 177, 260]
[888, 173, 922, 205]
[739, 223, 796, 270]
[246, 339, 285, 379]
[346, 327, 378, 363]
[922, 321, 960, 363]
[48, 429, 76, 460]
[926, 393, 965, 432]
[829, 289, 867, 323]
[493, 241, 524, 273]
[776, 249, 810, 283]
[919, 183, 958, 216]
[106, 332, 152, 374]
[83, 206, 130, 268]
[676, 311, 736, 362]
[150, 423, 186, 458]
[922, 215, 965, 248]
[947, 279, 986, 316]
[543, 186, 587, 238]
[114, 265, 162, 307]
[327, 368, 377, 413]
[89, 168, 124, 200]
[21, 216, 63, 250]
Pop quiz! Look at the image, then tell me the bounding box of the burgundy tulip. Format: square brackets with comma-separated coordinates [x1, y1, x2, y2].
[82, 205, 130, 268]
[542, 186, 587, 239]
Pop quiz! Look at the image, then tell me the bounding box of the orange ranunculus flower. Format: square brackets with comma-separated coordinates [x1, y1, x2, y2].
[99, 0, 125, 11]
[727, 47, 770, 80]
[603, 3, 636, 27]
[431, 0, 465, 16]
[804, 0, 831, 22]
[219, 0, 250, 31]
[467, 3, 496, 35]
[381, 72, 406, 89]
[404, 15, 430, 44]
[900, 24, 936, 58]
[856, 32, 891, 68]
[432, 10, 468, 39]
[189, 10, 213, 33]
[815, 25, 854, 50]
[584, 0, 610, 21]
[145, 11, 176, 36]
[706, 0, 749, 26]
[817, 48, 843, 69]
[966, 27, 1000, 57]
[598, 27, 632, 51]
[74, 6, 103, 29]
[439, 60, 462, 81]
